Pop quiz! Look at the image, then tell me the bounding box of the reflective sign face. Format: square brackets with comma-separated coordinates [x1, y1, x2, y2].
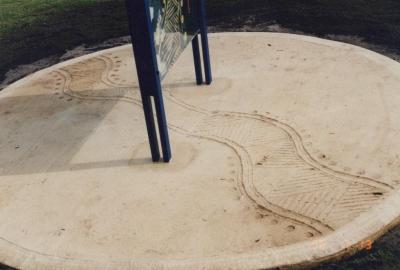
[149, 0, 198, 80]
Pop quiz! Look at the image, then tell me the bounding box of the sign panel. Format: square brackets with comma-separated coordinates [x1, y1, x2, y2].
[150, 0, 198, 79]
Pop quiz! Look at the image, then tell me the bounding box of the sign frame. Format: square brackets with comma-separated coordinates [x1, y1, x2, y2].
[125, 0, 212, 162]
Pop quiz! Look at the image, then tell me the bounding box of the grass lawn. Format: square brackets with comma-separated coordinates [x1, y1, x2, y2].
[1, 0, 400, 269]
[0, 0, 129, 82]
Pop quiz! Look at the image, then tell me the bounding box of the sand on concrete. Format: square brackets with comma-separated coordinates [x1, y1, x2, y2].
[1, 33, 400, 270]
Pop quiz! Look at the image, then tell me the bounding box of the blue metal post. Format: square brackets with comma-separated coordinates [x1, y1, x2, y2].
[125, 0, 171, 162]
[141, 95, 161, 161]
[191, 35, 203, 85]
[124, 0, 212, 162]
[198, 0, 212, 85]
[153, 94, 172, 162]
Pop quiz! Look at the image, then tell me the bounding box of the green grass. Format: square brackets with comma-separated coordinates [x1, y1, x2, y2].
[0, 0, 92, 33]
[0, 0, 129, 81]
[0, 0, 128, 38]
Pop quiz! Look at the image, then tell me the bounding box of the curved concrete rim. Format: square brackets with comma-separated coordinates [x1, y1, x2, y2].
[1, 32, 400, 270]
[1, 192, 400, 270]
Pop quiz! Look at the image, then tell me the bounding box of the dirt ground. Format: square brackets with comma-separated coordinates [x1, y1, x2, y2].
[1, 1, 400, 269]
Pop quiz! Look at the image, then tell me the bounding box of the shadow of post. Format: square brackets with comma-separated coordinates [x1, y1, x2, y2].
[0, 89, 156, 177]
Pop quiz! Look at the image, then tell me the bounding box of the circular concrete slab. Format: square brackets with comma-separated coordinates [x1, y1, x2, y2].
[1, 33, 400, 270]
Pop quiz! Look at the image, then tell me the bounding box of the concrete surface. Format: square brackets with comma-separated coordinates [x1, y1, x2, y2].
[1, 33, 400, 270]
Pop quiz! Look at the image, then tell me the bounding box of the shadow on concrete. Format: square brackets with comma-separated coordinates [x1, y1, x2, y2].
[0, 89, 156, 177]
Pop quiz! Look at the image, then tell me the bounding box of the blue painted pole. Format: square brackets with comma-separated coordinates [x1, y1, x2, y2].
[153, 95, 172, 162]
[192, 35, 203, 85]
[125, 0, 171, 162]
[141, 95, 161, 162]
[198, 0, 212, 85]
